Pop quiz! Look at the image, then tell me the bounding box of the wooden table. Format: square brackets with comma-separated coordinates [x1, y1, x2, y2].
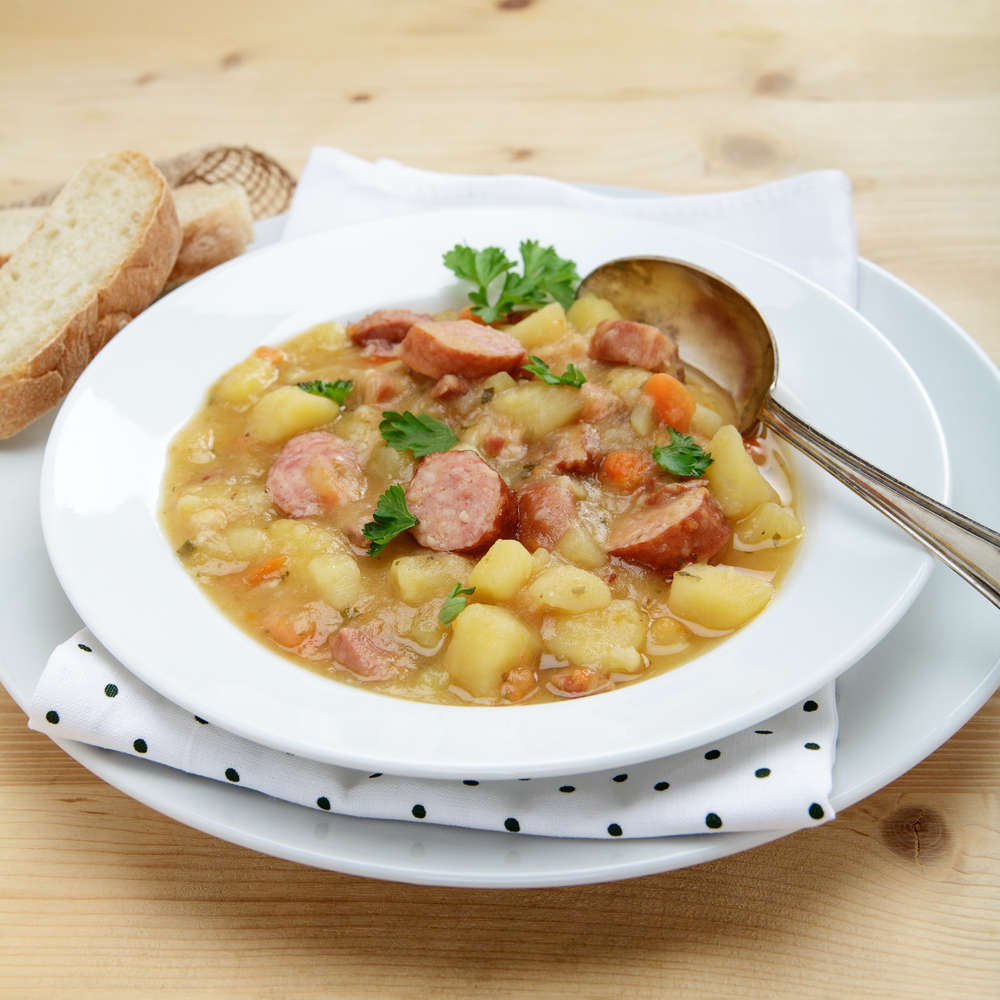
[1, 2, 997, 996]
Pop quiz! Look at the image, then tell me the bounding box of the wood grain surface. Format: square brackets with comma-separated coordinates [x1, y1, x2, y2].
[1, 1, 998, 996]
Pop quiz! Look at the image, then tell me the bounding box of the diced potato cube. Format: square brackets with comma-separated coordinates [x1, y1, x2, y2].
[247, 385, 340, 443]
[389, 553, 473, 605]
[647, 616, 690, 655]
[555, 522, 607, 570]
[505, 302, 568, 348]
[704, 425, 779, 519]
[543, 599, 646, 672]
[630, 395, 655, 437]
[604, 366, 650, 401]
[490, 384, 583, 441]
[267, 519, 341, 560]
[214, 355, 278, 407]
[690, 403, 724, 438]
[405, 610, 447, 650]
[286, 321, 348, 354]
[468, 539, 533, 602]
[306, 552, 362, 610]
[366, 442, 415, 483]
[224, 526, 270, 562]
[444, 604, 540, 699]
[736, 502, 804, 548]
[332, 404, 382, 458]
[526, 565, 611, 613]
[482, 371, 517, 396]
[566, 293, 621, 332]
[668, 563, 774, 630]
[530, 547, 551, 575]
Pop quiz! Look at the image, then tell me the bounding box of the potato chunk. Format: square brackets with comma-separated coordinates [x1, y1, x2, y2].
[736, 502, 804, 548]
[247, 385, 341, 443]
[526, 565, 611, 613]
[389, 553, 473, 605]
[704, 425, 779, 518]
[214, 355, 278, 407]
[555, 522, 607, 570]
[490, 384, 583, 441]
[468, 539, 533, 602]
[505, 302, 568, 348]
[690, 403, 723, 438]
[542, 599, 646, 673]
[566, 293, 621, 332]
[444, 604, 540, 698]
[668, 563, 774, 630]
[307, 552, 362, 610]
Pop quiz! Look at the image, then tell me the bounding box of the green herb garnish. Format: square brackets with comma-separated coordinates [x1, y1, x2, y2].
[443, 240, 580, 323]
[439, 584, 475, 626]
[521, 356, 587, 388]
[298, 379, 353, 405]
[362, 485, 419, 556]
[652, 427, 714, 478]
[379, 410, 458, 458]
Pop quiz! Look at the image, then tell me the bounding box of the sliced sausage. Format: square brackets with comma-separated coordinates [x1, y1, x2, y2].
[605, 485, 730, 575]
[349, 308, 431, 346]
[516, 480, 576, 551]
[331, 627, 405, 681]
[405, 450, 517, 553]
[399, 319, 526, 379]
[266, 431, 365, 518]
[548, 423, 601, 475]
[588, 319, 681, 374]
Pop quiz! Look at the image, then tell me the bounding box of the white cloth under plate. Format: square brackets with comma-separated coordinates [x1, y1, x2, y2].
[31, 149, 858, 838]
[31, 632, 836, 838]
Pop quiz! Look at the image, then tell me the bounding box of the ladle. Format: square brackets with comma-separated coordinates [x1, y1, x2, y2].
[578, 256, 1000, 608]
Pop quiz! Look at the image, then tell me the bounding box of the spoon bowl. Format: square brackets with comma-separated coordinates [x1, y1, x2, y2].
[579, 255, 1000, 608]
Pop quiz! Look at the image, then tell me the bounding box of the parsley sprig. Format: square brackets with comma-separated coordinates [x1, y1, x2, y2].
[380, 411, 458, 458]
[439, 584, 475, 626]
[443, 240, 580, 323]
[298, 379, 353, 405]
[521, 356, 587, 388]
[362, 485, 419, 556]
[652, 427, 714, 478]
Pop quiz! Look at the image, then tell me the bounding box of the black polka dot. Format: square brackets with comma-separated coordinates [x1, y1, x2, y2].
[803, 700, 818, 712]
[809, 803, 825, 820]
[104, 683, 118, 698]
[133, 738, 147, 754]
[804, 742, 820, 750]
[504, 817, 520, 833]
[45, 710, 59, 725]
[755, 767, 771, 778]
[369, 772, 383, 779]
[224, 767, 239, 782]
[559, 785, 575, 793]
[654, 781, 670, 791]
[316, 796, 331, 811]
[612, 773, 628, 783]
[77, 643, 92, 653]
[194, 716, 208, 725]
[705, 812, 723, 830]
[704, 749, 721, 760]
[462, 779, 479, 786]
[518, 778, 531, 782]
[754, 729, 773, 735]
[411, 804, 426, 819]
[607, 823, 623, 837]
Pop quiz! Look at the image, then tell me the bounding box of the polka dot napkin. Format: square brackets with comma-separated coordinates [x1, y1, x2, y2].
[30, 631, 836, 838]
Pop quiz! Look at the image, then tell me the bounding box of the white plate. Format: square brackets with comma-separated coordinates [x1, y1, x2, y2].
[38, 207, 947, 779]
[1, 258, 997, 888]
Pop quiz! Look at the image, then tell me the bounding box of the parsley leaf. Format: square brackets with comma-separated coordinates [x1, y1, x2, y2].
[652, 427, 714, 478]
[379, 410, 458, 457]
[442, 240, 580, 323]
[439, 583, 475, 626]
[362, 485, 419, 556]
[521, 356, 587, 388]
[298, 379, 353, 405]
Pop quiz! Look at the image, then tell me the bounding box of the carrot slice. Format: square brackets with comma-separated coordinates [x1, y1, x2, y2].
[642, 373, 696, 431]
[600, 450, 656, 492]
[243, 554, 288, 586]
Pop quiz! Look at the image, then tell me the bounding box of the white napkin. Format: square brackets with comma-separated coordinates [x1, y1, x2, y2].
[31, 632, 836, 838]
[30, 149, 857, 839]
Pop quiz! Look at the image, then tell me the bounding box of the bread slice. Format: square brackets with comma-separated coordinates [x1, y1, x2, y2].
[0, 181, 253, 287]
[163, 182, 254, 290]
[0, 151, 181, 439]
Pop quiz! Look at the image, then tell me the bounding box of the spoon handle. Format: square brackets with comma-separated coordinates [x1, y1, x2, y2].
[762, 398, 1000, 608]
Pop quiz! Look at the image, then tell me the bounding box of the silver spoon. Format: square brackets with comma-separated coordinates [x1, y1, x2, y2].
[578, 256, 1000, 608]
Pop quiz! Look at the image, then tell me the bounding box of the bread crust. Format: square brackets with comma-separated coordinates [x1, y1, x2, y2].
[0, 152, 181, 439]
